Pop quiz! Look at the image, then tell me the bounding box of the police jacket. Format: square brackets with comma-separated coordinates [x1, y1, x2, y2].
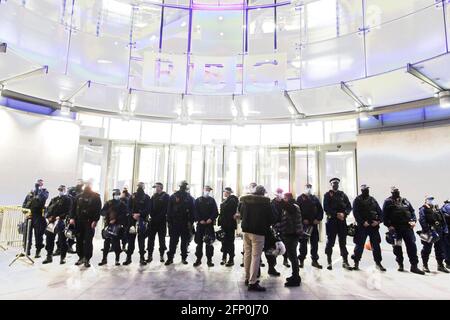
[239, 194, 276, 236]
[442, 203, 450, 226]
[129, 190, 151, 222]
[419, 205, 448, 234]
[23, 187, 49, 212]
[323, 190, 352, 219]
[167, 191, 196, 226]
[46, 195, 72, 220]
[150, 192, 170, 224]
[382, 196, 416, 229]
[70, 189, 102, 223]
[353, 195, 382, 226]
[194, 196, 218, 222]
[218, 195, 239, 230]
[279, 200, 303, 237]
[101, 199, 128, 225]
[296, 193, 324, 222]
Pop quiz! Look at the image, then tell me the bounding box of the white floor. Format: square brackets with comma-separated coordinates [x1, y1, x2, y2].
[0, 238, 449, 300]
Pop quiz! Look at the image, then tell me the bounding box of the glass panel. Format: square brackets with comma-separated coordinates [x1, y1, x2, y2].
[224, 146, 238, 196]
[260, 124, 291, 145]
[239, 148, 258, 193]
[137, 146, 169, 191]
[204, 146, 224, 200]
[248, 7, 275, 54]
[365, 5, 446, 76]
[292, 121, 324, 145]
[108, 144, 135, 193]
[171, 123, 202, 144]
[140, 121, 172, 143]
[190, 147, 204, 198]
[293, 149, 318, 196]
[230, 125, 260, 145]
[191, 10, 243, 55]
[258, 147, 289, 196]
[77, 144, 105, 194]
[324, 150, 356, 200]
[244, 53, 287, 92]
[323, 119, 357, 143]
[108, 118, 141, 140]
[201, 125, 231, 145]
[161, 8, 190, 54]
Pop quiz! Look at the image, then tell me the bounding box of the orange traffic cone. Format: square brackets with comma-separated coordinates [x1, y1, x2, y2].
[364, 241, 372, 251]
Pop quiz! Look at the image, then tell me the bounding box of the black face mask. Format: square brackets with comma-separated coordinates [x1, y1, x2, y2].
[392, 191, 400, 199]
[361, 189, 370, 197]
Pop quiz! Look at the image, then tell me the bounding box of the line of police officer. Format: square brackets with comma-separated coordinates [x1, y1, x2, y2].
[23, 177, 450, 275]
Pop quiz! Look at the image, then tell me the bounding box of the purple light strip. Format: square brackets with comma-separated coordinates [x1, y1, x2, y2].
[152, 1, 291, 10]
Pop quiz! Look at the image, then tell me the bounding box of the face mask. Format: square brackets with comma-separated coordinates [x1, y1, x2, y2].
[249, 187, 256, 194]
[114, 195, 120, 201]
[203, 191, 210, 197]
[59, 191, 66, 196]
[392, 191, 400, 199]
[305, 188, 312, 195]
[426, 199, 436, 206]
[361, 189, 370, 197]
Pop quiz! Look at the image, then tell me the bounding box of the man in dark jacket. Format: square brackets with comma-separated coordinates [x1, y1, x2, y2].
[297, 183, 323, 269]
[124, 182, 151, 266]
[193, 186, 218, 267]
[267, 188, 287, 275]
[351, 185, 385, 271]
[65, 180, 84, 254]
[98, 189, 128, 266]
[22, 178, 49, 258]
[69, 181, 101, 268]
[323, 177, 352, 270]
[279, 193, 303, 287]
[147, 182, 170, 263]
[441, 200, 450, 269]
[218, 187, 239, 266]
[42, 185, 72, 264]
[240, 185, 276, 292]
[419, 196, 449, 273]
[382, 186, 424, 275]
[165, 181, 196, 266]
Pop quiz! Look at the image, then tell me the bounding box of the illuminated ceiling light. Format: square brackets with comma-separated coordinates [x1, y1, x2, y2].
[114, 41, 119, 45]
[180, 21, 187, 27]
[439, 91, 450, 109]
[150, 35, 157, 41]
[218, 16, 223, 21]
[219, 32, 224, 36]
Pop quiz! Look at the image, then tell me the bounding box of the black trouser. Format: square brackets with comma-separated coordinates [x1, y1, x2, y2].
[167, 223, 190, 260]
[299, 224, 319, 261]
[421, 230, 446, 265]
[195, 224, 214, 260]
[353, 225, 382, 263]
[392, 227, 419, 266]
[445, 233, 450, 265]
[75, 220, 95, 261]
[127, 232, 147, 258]
[325, 218, 348, 259]
[103, 236, 121, 261]
[45, 229, 68, 259]
[27, 214, 45, 253]
[284, 235, 300, 281]
[147, 221, 167, 257]
[221, 228, 236, 259]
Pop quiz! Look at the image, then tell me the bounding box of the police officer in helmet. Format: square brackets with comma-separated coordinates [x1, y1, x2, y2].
[43, 185, 72, 264]
[147, 182, 170, 263]
[193, 185, 218, 267]
[382, 186, 424, 275]
[218, 187, 239, 267]
[165, 180, 196, 266]
[98, 189, 128, 266]
[22, 178, 49, 258]
[124, 182, 151, 266]
[351, 184, 386, 271]
[323, 178, 352, 270]
[419, 196, 449, 273]
[69, 180, 102, 268]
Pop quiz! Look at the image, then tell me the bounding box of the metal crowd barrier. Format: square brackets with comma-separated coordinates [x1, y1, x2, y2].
[0, 205, 30, 249]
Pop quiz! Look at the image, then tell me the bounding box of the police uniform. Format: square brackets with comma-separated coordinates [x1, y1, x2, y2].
[218, 193, 239, 264]
[43, 192, 72, 264]
[442, 201, 450, 268]
[194, 195, 218, 265]
[297, 193, 323, 266]
[166, 189, 195, 264]
[70, 187, 102, 266]
[419, 203, 449, 272]
[125, 188, 151, 265]
[147, 191, 170, 262]
[323, 182, 352, 267]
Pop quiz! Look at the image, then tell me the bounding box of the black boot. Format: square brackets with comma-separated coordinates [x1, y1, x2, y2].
[75, 258, 84, 266]
[225, 257, 234, 267]
[123, 255, 132, 265]
[193, 258, 202, 267]
[327, 256, 332, 270]
[35, 249, 41, 259]
[160, 253, 165, 263]
[352, 260, 359, 271]
[146, 254, 153, 263]
[84, 260, 91, 268]
[423, 263, 430, 273]
[165, 257, 173, 266]
[376, 262, 386, 271]
[283, 257, 290, 268]
[268, 267, 280, 276]
[98, 257, 108, 266]
[207, 259, 214, 267]
[248, 283, 266, 292]
[221, 254, 227, 265]
[312, 260, 322, 269]
[437, 263, 450, 273]
[446, 261, 450, 269]
[42, 255, 53, 264]
[139, 256, 147, 266]
[410, 265, 425, 275]
[285, 276, 301, 287]
[342, 257, 352, 270]
[299, 259, 304, 268]
[397, 262, 404, 272]
[181, 259, 188, 265]
[60, 256, 66, 265]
